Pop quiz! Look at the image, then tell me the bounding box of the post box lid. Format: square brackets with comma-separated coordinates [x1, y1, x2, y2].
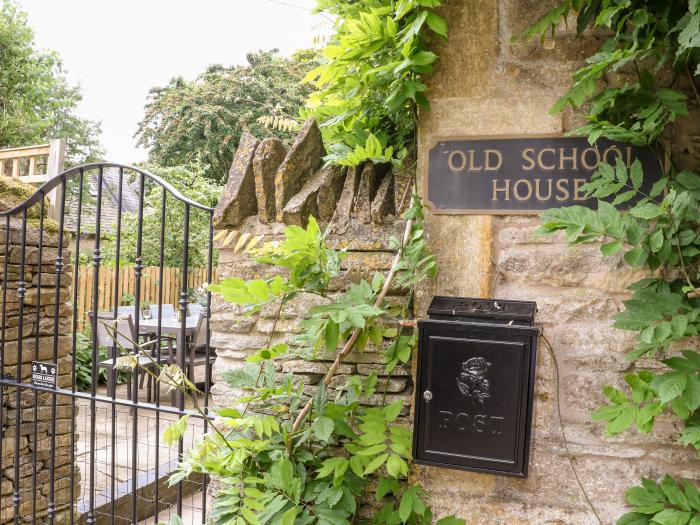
[427, 296, 537, 323]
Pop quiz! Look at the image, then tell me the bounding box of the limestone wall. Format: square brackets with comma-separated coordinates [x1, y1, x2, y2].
[211, 120, 411, 419]
[0, 217, 76, 525]
[414, 0, 700, 523]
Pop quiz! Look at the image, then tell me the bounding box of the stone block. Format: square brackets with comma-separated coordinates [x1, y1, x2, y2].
[281, 168, 325, 226]
[213, 132, 260, 228]
[333, 165, 361, 226]
[370, 171, 395, 225]
[253, 137, 287, 223]
[275, 119, 325, 221]
[316, 165, 347, 222]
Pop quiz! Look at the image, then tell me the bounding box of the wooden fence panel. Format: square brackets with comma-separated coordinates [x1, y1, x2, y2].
[74, 266, 215, 331]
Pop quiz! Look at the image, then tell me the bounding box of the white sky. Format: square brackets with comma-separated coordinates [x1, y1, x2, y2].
[19, 0, 323, 163]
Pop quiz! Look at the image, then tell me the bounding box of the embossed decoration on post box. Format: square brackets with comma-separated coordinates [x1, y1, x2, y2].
[425, 135, 664, 214]
[413, 296, 538, 477]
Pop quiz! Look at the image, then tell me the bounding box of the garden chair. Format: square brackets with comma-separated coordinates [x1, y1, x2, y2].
[187, 312, 216, 386]
[89, 312, 164, 402]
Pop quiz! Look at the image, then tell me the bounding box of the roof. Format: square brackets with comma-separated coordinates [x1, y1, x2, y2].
[64, 167, 140, 234]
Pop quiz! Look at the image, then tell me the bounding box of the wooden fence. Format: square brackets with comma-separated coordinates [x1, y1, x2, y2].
[75, 266, 214, 331]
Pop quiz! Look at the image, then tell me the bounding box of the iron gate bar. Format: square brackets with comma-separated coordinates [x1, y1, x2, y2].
[0, 215, 7, 515]
[178, 203, 191, 517]
[31, 193, 45, 522]
[0, 162, 215, 525]
[112, 166, 124, 525]
[14, 208, 28, 525]
[69, 168, 85, 525]
[88, 165, 104, 525]
[154, 186, 167, 524]
[0, 380, 214, 417]
[49, 176, 67, 525]
[132, 170, 145, 524]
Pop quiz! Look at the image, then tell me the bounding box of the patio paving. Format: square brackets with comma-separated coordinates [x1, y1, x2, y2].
[74, 373, 213, 524]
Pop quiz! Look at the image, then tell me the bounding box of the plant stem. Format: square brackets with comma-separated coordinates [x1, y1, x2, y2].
[286, 215, 415, 455]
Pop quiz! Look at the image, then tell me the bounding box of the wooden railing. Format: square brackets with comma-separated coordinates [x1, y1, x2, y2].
[75, 265, 214, 332]
[0, 139, 66, 217]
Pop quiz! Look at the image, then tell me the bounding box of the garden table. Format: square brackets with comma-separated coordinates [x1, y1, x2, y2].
[138, 315, 200, 371]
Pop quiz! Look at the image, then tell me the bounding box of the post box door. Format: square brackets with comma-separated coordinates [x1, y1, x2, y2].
[413, 319, 538, 477]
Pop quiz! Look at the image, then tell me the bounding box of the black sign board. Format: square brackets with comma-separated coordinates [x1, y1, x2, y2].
[31, 361, 57, 389]
[413, 296, 538, 477]
[425, 135, 664, 214]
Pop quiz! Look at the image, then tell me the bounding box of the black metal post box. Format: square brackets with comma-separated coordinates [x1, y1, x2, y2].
[412, 296, 538, 478]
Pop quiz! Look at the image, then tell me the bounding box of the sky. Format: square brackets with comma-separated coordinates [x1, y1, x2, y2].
[19, 0, 326, 163]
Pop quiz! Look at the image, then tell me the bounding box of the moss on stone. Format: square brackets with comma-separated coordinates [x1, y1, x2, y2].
[0, 175, 51, 224]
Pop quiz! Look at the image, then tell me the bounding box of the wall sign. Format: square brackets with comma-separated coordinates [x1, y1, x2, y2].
[425, 135, 664, 214]
[413, 296, 538, 477]
[32, 361, 57, 389]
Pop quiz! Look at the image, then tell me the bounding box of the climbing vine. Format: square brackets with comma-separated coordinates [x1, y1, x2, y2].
[147, 195, 459, 525]
[303, 0, 447, 167]
[520, 1, 700, 524]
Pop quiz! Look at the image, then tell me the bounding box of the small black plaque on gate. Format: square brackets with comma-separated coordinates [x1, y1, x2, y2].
[425, 135, 663, 214]
[31, 361, 57, 389]
[413, 296, 538, 477]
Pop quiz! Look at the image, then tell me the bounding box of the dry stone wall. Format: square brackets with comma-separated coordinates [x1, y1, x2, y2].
[0, 217, 76, 525]
[211, 121, 411, 421]
[413, 0, 700, 523]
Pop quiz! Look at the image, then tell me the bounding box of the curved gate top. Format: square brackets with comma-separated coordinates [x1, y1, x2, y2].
[0, 163, 216, 525]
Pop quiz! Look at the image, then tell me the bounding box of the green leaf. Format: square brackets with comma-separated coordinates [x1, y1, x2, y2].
[163, 415, 188, 445]
[624, 247, 648, 267]
[425, 12, 448, 37]
[312, 416, 335, 442]
[281, 507, 299, 525]
[650, 509, 692, 524]
[616, 514, 651, 525]
[386, 454, 409, 478]
[630, 203, 665, 220]
[398, 490, 414, 523]
[601, 240, 624, 256]
[653, 372, 688, 403]
[436, 518, 467, 525]
[363, 453, 389, 475]
[325, 321, 339, 352]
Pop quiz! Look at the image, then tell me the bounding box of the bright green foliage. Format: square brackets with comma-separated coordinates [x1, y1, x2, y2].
[170, 197, 460, 524]
[520, 0, 700, 521]
[304, 0, 447, 166]
[99, 164, 221, 267]
[0, 0, 103, 164]
[135, 49, 319, 183]
[617, 476, 700, 525]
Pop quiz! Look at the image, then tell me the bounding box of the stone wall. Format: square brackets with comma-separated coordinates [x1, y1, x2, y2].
[414, 0, 700, 523]
[210, 120, 412, 421]
[0, 215, 76, 525]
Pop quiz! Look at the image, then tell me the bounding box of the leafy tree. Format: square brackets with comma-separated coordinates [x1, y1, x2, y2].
[520, 1, 700, 523]
[303, 0, 447, 167]
[100, 163, 221, 268]
[135, 49, 320, 184]
[0, 0, 103, 164]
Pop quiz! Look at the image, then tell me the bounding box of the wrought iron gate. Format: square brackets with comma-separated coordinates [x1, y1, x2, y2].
[0, 163, 215, 525]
